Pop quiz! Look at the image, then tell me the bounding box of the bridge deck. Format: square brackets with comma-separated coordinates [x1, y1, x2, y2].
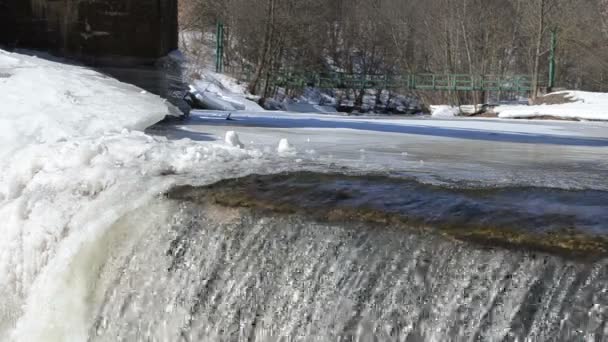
[227, 69, 536, 92]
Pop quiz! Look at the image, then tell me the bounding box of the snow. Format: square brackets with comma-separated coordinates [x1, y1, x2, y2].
[496, 91, 608, 121]
[190, 73, 264, 112]
[0, 50, 277, 341]
[430, 105, 460, 118]
[459, 105, 483, 115]
[189, 85, 238, 111]
[0, 53, 19, 66]
[430, 105, 483, 117]
[225, 131, 244, 148]
[0, 49, 179, 159]
[277, 138, 296, 155]
[1, 47, 608, 341]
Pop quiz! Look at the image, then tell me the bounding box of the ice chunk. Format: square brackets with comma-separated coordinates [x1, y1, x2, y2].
[430, 105, 460, 118]
[225, 131, 244, 148]
[277, 138, 296, 155]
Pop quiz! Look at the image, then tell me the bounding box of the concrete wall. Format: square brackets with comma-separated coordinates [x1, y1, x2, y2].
[0, 0, 189, 115]
[0, 0, 178, 63]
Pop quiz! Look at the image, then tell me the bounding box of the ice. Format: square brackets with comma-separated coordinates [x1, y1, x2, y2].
[186, 110, 608, 190]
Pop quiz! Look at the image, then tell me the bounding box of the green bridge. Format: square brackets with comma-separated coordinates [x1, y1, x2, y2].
[225, 68, 538, 93]
[217, 22, 556, 95]
[275, 72, 534, 92]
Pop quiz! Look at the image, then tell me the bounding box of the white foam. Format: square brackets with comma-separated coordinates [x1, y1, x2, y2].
[0, 49, 273, 341]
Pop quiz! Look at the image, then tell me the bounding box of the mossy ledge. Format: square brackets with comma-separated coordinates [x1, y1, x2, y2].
[167, 172, 608, 261]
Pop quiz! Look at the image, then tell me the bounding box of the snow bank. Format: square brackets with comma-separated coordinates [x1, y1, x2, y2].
[189, 85, 238, 111]
[496, 91, 608, 121]
[0, 50, 177, 158]
[430, 105, 460, 118]
[191, 73, 264, 112]
[0, 50, 276, 341]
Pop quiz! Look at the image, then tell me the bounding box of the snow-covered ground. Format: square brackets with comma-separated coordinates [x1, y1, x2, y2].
[496, 91, 608, 121]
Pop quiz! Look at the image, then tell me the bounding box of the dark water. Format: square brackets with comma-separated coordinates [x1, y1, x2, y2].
[169, 172, 608, 259]
[89, 172, 608, 341]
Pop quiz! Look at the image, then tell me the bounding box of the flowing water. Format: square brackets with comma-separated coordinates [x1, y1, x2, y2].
[70, 172, 608, 341]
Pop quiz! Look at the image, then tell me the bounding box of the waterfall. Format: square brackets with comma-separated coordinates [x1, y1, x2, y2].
[87, 198, 608, 341]
[3, 168, 607, 341]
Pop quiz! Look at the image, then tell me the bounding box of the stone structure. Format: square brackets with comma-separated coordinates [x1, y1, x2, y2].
[0, 0, 189, 115]
[0, 0, 178, 61]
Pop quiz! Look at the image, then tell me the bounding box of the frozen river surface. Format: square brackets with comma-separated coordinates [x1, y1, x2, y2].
[151, 111, 608, 190]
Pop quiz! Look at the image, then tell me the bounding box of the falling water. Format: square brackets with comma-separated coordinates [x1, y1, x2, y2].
[75, 172, 608, 341]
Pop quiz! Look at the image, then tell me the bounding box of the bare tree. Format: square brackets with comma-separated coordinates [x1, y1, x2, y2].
[179, 0, 608, 99]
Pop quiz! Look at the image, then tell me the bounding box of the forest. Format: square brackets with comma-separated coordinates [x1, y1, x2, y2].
[179, 0, 608, 102]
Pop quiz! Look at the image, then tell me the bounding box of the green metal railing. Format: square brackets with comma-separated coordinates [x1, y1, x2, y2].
[224, 67, 537, 93]
[215, 21, 224, 73]
[217, 25, 556, 94]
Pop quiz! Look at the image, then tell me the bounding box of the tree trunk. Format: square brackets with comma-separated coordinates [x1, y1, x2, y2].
[532, 0, 546, 100]
[248, 0, 275, 95]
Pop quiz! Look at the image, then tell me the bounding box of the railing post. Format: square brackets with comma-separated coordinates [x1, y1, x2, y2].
[215, 21, 224, 73]
[548, 29, 557, 92]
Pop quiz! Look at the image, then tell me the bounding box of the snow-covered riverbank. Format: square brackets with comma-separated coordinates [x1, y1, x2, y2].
[496, 91, 608, 121]
[430, 91, 608, 121]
